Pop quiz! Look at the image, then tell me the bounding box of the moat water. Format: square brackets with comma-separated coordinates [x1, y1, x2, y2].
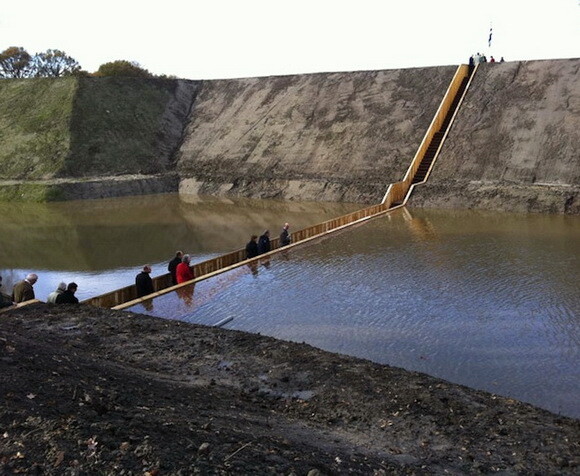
[0, 194, 361, 299]
[1, 195, 578, 418]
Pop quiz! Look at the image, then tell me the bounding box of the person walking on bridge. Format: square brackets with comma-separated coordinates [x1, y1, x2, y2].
[55, 282, 79, 304]
[280, 223, 291, 247]
[258, 230, 271, 254]
[168, 251, 183, 285]
[246, 235, 259, 259]
[176, 254, 195, 284]
[12, 273, 38, 303]
[47, 282, 66, 304]
[136, 265, 154, 298]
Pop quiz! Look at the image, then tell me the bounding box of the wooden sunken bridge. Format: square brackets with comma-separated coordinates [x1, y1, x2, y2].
[1, 64, 477, 315]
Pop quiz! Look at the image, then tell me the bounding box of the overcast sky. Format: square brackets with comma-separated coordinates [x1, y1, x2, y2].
[2, 0, 579, 79]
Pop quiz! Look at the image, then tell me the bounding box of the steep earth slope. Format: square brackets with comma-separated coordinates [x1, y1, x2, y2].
[0, 77, 76, 180]
[177, 66, 457, 203]
[1, 60, 578, 213]
[409, 58, 580, 214]
[66, 77, 199, 177]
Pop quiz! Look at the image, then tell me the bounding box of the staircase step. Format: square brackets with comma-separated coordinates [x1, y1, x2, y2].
[411, 72, 472, 186]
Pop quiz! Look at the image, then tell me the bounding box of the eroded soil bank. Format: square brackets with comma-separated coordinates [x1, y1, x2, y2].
[1, 304, 578, 474]
[0, 174, 178, 202]
[410, 59, 580, 214]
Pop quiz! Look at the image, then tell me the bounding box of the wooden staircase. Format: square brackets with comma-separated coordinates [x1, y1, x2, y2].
[411, 75, 471, 184]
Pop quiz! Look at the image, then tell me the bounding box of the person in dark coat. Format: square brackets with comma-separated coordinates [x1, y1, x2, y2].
[167, 251, 183, 285]
[246, 235, 259, 259]
[11, 273, 38, 303]
[56, 282, 79, 304]
[135, 265, 154, 297]
[280, 222, 291, 247]
[257, 230, 271, 255]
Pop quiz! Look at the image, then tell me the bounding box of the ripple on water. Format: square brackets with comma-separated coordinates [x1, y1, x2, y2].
[129, 210, 580, 418]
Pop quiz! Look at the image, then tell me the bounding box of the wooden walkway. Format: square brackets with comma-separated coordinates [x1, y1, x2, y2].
[77, 64, 476, 311]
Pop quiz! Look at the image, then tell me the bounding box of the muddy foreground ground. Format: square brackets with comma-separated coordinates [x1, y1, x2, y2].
[1, 304, 578, 474]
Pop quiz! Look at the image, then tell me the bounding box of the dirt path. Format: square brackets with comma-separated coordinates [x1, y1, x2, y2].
[1, 304, 578, 474]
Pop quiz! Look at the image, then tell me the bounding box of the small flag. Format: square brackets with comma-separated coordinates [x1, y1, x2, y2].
[488, 27, 493, 47]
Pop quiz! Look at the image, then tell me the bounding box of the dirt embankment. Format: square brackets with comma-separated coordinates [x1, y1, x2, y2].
[2, 61, 578, 211]
[1, 304, 578, 474]
[409, 59, 580, 214]
[0, 174, 179, 202]
[177, 67, 457, 204]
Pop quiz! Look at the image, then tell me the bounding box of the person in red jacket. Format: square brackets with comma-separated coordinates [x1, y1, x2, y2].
[176, 254, 195, 284]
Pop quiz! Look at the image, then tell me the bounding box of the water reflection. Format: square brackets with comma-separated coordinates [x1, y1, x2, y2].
[129, 208, 580, 418]
[3, 194, 579, 418]
[0, 194, 361, 301]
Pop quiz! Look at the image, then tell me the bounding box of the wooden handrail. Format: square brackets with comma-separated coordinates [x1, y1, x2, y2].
[409, 64, 478, 188]
[401, 64, 468, 187]
[381, 64, 472, 206]
[81, 199, 396, 308]
[84, 64, 474, 310]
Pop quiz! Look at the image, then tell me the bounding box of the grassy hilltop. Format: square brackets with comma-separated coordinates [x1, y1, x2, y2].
[0, 78, 75, 180]
[68, 77, 179, 177]
[0, 77, 198, 200]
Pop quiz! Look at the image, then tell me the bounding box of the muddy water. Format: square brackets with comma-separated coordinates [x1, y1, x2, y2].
[2, 195, 578, 418]
[0, 194, 362, 301]
[128, 208, 580, 418]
